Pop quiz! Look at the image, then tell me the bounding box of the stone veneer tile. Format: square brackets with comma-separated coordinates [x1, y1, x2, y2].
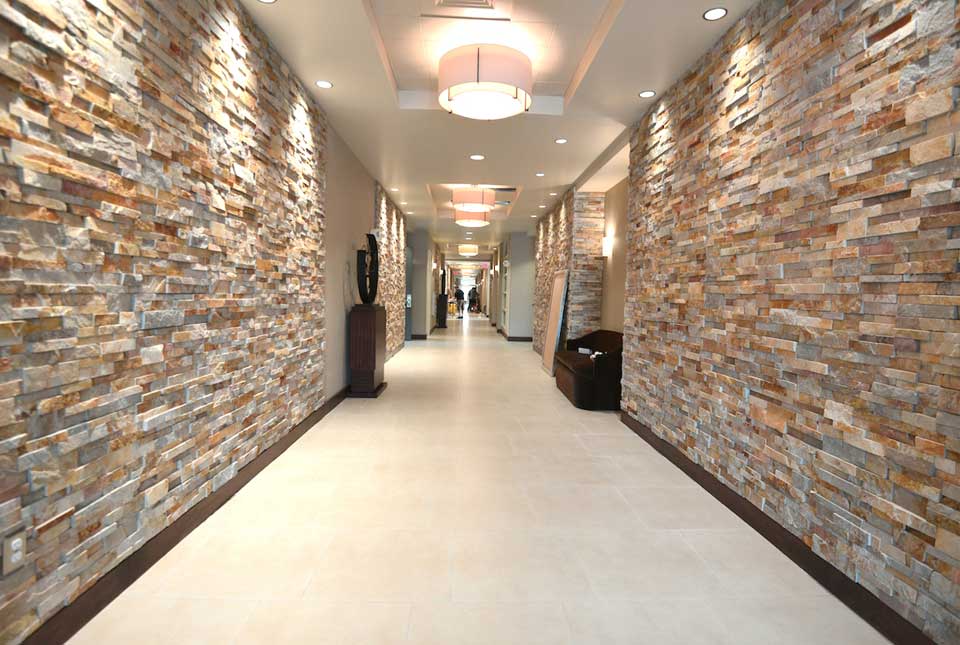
[0, 0, 327, 642]
[623, 0, 960, 642]
[374, 185, 407, 359]
[533, 191, 605, 353]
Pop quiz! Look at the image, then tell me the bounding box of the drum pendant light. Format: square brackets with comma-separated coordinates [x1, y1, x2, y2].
[438, 44, 533, 120]
[455, 210, 490, 228]
[452, 187, 495, 213]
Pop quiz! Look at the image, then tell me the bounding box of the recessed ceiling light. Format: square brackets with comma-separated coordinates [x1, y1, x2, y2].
[530, 215, 537, 218]
[400, 201, 408, 205]
[549, 192, 558, 196]
[703, 7, 727, 21]
[257, 0, 277, 3]
[315, 80, 333, 89]
[539, 205, 546, 209]
[536, 172, 545, 177]
[469, 154, 485, 161]
[638, 90, 656, 99]
[390, 187, 399, 192]
[555, 138, 567, 145]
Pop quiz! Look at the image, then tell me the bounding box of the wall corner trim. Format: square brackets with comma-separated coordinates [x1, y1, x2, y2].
[618, 411, 934, 645]
[22, 389, 350, 645]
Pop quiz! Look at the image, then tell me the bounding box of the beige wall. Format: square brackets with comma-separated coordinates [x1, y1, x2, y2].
[324, 128, 376, 398]
[599, 178, 627, 332]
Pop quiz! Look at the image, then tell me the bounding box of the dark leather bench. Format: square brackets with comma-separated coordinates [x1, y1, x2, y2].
[555, 330, 623, 410]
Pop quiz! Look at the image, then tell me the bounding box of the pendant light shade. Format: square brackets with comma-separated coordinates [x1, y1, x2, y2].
[438, 44, 533, 120]
[458, 244, 479, 257]
[452, 187, 495, 212]
[455, 210, 490, 228]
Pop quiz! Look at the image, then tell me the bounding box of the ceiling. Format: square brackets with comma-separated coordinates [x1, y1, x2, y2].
[239, 0, 755, 245]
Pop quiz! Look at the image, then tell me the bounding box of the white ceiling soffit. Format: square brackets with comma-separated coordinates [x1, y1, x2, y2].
[576, 125, 631, 193]
[365, 0, 623, 115]
[239, 0, 756, 244]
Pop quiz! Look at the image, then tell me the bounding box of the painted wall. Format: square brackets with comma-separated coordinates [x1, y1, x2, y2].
[599, 178, 628, 332]
[623, 1, 960, 642]
[324, 129, 375, 397]
[409, 230, 432, 337]
[0, 0, 329, 642]
[506, 232, 536, 339]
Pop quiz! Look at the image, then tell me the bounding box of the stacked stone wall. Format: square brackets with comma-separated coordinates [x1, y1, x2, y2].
[0, 0, 327, 641]
[623, 0, 960, 641]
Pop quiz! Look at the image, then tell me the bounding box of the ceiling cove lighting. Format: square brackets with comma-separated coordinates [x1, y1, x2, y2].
[438, 44, 533, 121]
[455, 210, 490, 227]
[638, 90, 656, 98]
[703, 7, 728, 21]
[452, 186, 495, 212]
[458, 244, 479, 257]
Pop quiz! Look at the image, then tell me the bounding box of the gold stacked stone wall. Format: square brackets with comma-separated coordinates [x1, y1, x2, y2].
[533, 190, 605, 354]
[623, 0, 959, 641]
[0, 0, 327, 641]
[374, 185, 406, 358]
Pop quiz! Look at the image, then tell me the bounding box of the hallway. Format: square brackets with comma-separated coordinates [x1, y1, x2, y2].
[69, 318, 886, 645]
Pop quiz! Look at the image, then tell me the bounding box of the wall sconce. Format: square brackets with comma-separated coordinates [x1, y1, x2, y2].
[602, 236, 614, 258]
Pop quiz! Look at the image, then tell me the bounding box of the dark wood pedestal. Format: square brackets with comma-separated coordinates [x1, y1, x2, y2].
[348, 304, 387, 397]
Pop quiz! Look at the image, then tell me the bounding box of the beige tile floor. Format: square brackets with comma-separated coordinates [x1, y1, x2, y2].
[69, 314, 889, 644]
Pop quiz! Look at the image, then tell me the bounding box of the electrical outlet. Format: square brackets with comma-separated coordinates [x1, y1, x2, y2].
[3, 531, 26, 575]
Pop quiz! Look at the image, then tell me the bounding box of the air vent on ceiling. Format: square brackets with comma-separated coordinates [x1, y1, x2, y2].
[436, 0, 496, 9]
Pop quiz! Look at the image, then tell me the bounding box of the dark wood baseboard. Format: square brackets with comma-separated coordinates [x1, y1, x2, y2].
[347, 381, 388, 398]
[619, 412, 934, 645]
[411, 333, 427, 340]
[23, 388, 349, 645]
[496, 328, 532, 342]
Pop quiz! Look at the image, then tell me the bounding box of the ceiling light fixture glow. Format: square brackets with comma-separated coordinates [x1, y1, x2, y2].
[469, 154, 485, 161]
[315, 80, 333, 89]
[455, 209, 490, 228]
[638, 90, 656, 98]
[452, 187, 496, 213]
[555, 138, 567, 144]
[438, 44, 533, 121]
[549, 192, 558, 196]
[458, 244, 479, 257]
[703, 7, 728, 20]
[536, 172, 545, 177]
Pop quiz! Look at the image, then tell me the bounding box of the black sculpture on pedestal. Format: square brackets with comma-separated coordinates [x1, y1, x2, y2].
[349, 233, 387, 397]
[357, 233, 379, 304]
[436, 266, 448, 329]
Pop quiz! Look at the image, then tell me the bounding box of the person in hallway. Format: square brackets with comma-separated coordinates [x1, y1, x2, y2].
[455, 286, 465, 318]
[468, 286, 478, 313]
